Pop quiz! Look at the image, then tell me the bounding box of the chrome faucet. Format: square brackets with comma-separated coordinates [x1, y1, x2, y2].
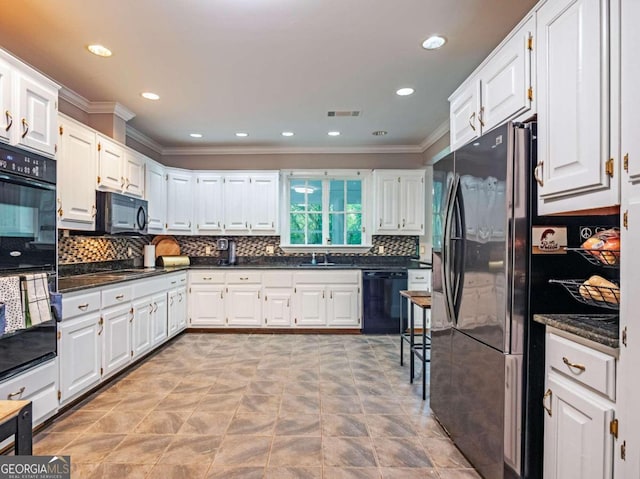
[322, 250, 330, 265]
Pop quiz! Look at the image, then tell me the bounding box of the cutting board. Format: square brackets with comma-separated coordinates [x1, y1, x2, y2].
[151, 236, 180, 258]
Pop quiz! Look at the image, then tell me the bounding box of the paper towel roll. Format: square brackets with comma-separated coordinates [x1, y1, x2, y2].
[144, 245, 156, 268]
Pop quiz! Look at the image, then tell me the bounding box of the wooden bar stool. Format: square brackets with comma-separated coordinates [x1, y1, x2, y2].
[0, 400, 32, 455]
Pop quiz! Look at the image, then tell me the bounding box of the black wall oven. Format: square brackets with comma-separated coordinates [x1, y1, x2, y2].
[0, 143, 57, 381]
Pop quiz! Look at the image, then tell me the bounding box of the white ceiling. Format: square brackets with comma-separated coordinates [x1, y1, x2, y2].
[0, 0, 536, 153]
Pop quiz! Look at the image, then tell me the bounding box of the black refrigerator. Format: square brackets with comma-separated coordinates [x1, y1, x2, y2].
[430, 121, 619, 479]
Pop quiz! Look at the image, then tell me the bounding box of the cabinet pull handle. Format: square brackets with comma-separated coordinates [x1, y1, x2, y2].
[542, 388, 552, 417]
[170, 296, 174, 306]
[4, 110, 12, 131]
[330, 291, 333, 299]
[91, 204, 97, 218]
[379, 219, 382, 228]
[257, 290, 260, 299]
[57, 198, 63, 217]
[153, 302, 158, 312]
[534, 162, 544, 187]
[78, 303, 89, 311]
[220, 290, 223, 299]
[7, 387, 25, 400]
[287, 298, 290, 307]
[115, 294, 124, 300]
[322, 291, 325, 299]
[178, 292, 183, 302]
[21, 118, 29, 138]
[203, 277, 212, 280]
[562, 357, 586, 372]
[121, 176, 126, 188]
[98, 318, 104, 335]
[415, 276, 425, 280]
[149, 304, 154, 313]
[402, 219, 406, 227]
[478, 106, 485, 127]
[240, 277, 248, 281]
[469, 112, 476, 131]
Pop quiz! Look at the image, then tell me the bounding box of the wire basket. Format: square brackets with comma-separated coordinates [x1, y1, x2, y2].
[565, 247, 620, 268]
[549, 279, 620, 310]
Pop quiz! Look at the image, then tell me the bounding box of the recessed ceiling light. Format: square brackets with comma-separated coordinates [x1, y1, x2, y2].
[281, 131, 294, 137]
[141, 92, 160, 100]
[422, 35, 447, 50]
[87, 44, 112, 57]
[372, 130, 388, 136]
[235, 132, 249, 137]
[328, 131, 341, 137]
[190, 133, 203, 138]
[396, 88, 415, 96]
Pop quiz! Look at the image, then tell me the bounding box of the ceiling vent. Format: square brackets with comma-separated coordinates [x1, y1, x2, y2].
[327, 110, 361, 117]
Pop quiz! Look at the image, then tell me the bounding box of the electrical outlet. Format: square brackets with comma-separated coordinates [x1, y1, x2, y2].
[378, 245, 385, 254]
[420, 245, 425, 254]
[62, 229, 70, 238]
[266, 245, 275, 254]
[127, 247, 132, 257]
[205, 246, 212, 255]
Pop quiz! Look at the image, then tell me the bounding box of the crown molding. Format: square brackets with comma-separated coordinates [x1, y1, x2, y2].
[161, 144, 424, 156]
[419, 119, 450, 153]
[126, 125, 164, 154]
[58, 87, 135, 121]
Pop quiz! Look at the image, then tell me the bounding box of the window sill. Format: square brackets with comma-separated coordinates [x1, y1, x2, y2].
[280, 244, 373, 254]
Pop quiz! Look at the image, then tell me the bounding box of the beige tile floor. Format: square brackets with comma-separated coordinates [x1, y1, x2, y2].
[35, 334, 481, 478]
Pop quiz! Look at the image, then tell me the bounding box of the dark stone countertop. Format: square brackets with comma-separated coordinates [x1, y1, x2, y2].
[58, 259, 430, 293]
[533, 313, 619, 349]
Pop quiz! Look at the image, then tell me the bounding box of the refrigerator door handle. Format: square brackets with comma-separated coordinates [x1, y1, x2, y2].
[444, 174, 461, 325]
[450, 175, 465, 324]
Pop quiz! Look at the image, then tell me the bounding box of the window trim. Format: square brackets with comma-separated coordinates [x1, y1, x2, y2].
[280, 169, 372, 251]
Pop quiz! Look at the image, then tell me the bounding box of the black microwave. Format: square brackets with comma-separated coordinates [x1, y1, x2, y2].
[95, 191, 148, 235]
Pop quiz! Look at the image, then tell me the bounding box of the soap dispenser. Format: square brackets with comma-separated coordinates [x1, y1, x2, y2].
[311, 252, 317, 265]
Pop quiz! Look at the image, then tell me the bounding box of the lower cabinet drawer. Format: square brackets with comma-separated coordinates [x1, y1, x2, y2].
[62, 291, 101, 320]
[547, 332, 616, 400]
[0, 359, 58, 426]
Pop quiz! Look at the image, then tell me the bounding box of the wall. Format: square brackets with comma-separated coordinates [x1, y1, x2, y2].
[58, 234, 418, 265]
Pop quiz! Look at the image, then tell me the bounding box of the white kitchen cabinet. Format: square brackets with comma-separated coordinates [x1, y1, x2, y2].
[145, 159, 166, 234]
[618, 0, 640, 474]
[449, 82, 481, 152]
[168, 285, 188, 337]
[194, 173, 224, 234]
[373, 170, 425, 235]
[0, 56, 11, 144]
[224, 175, 250, 232]
[150, 292, 168, 346]
[250, 174, 279, 233]
[326, 284, 360, 327]
[449, 16, 533, 152]
[58, 312, 102, 403]
[101, 304, 132, 378]
[131, 296, 153, 359]
[0, 49, 59, 157]
[166, 168, 194, 233]
[96, 134, 125, 193]
[543, 331, 616, 479]
[543, 372, 615, 479]
[189, 284, 225, 327]
[226, 285, 262, 326]
[536, 0, 618, 214]
[56, 114, 97, 230]
[263, 289, 292, 327]
[295, 284, 327, 327]
[123, 149, 145, 198]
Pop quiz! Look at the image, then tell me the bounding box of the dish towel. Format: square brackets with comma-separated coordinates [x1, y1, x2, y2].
[0, 276, 24, 333]
[20, 273, 51, 327]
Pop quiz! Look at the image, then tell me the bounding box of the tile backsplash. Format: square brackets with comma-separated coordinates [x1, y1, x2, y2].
[58, 233, 418, 265]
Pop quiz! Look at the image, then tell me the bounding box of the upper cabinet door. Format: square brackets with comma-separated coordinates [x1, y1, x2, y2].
[401, 174, 425, 234]
[16, 75, 57, 157]
[450, 81, 481, 152]
[96, 135, 125, 192]
[480, 16, 533, 132]
[375, 173, 400, 233]
[57, 117, 97, 230]
[194, 174, 224, 234]
[123, 150, 145, 198]
[0, 58, 12, 144]
[166, 169, 193, 233]
[224, 175, 250, 231]
[145, 160, 166, 234]
[536, 0, 618, 213]
[250, 174, 279, 233]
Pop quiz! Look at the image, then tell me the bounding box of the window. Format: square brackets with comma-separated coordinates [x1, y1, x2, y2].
[286, 174, 366, 247]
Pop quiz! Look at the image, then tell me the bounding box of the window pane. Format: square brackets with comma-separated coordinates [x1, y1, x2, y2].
[347, 231, 362, 245]
[290, 232, 305, 244]
[346, 180, 361, 211]
[346, 213, 361, 245]
[290, 179, 306, 208]
[290, 213, 306, 233]
[308, 231, 323, 245]
[308, 181, 322, 211]
[329, 180, 345, 212]
[329, 213, 345, 245]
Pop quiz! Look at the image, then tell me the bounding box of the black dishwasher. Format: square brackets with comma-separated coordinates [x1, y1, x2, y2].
[362, 270, 408, 334]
